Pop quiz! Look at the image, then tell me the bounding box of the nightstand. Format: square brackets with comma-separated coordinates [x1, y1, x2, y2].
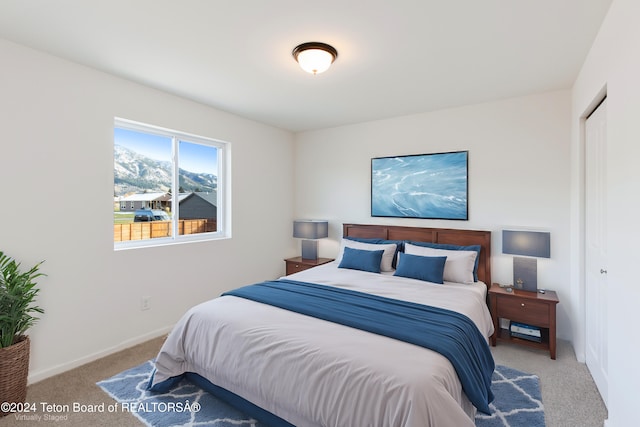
[489, 283, 560, 359]
[284, 257, 334, 275]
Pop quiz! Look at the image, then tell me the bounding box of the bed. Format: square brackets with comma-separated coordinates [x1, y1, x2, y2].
[149, 224, 495, 427]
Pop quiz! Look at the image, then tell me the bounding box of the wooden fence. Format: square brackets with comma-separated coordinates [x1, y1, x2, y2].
[114, 219, 217, 242]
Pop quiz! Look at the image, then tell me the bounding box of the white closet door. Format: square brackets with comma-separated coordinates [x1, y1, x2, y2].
[585, 98, 608, 408]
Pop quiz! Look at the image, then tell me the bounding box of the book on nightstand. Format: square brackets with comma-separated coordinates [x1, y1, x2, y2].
[510, 322, 542, 342]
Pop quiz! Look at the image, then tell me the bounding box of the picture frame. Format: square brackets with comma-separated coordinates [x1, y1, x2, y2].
[371, 151, 468, 220]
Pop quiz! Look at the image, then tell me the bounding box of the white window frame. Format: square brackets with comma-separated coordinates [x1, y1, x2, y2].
[114, 118, 231, 250]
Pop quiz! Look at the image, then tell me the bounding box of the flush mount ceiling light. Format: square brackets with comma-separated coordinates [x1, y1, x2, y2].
[292, 42, 338, 75]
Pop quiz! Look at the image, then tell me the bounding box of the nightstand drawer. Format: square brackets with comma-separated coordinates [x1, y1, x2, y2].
[286, 262, 311, 275]
[496, 295, 550, 327]
[284, 257, 334, 276]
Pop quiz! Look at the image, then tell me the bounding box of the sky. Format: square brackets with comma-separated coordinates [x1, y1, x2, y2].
[114, 127, 218, 175]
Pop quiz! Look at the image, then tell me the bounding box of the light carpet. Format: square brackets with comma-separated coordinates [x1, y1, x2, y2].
[97, 361, 544, 427]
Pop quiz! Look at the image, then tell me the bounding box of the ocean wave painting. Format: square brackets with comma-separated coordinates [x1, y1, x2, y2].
[371, 151, 468, 220]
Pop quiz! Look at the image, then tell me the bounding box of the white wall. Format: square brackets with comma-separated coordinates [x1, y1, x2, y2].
[0, 39, 295, 382]
[571, 0, 640, 425]
[294, 90, 573, 340]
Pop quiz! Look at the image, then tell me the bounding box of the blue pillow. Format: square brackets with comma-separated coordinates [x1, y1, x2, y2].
[338, 247, 384, 273]
[345, 237, 404, 268]
[394, 253, 447, 284]
[407, 241, 481, 281]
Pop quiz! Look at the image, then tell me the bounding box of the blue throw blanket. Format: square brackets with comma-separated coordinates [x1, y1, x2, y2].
[223, 279, 495, 414]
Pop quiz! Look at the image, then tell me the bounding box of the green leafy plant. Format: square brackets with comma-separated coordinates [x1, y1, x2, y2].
[0, 251, 45, 348]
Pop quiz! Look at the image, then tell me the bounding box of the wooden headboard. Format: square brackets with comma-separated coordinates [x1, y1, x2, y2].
[342, 223, 492, 291]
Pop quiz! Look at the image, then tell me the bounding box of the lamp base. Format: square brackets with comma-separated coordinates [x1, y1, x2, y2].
[513, 257, 537, 292]
[300, 240, 319, 260]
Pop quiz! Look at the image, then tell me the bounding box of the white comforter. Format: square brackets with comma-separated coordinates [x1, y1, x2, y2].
[151, 262, 494, 427]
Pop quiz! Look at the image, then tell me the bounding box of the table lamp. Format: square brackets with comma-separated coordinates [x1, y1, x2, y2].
[502, 230, 551, 292]
[293, 220, 328, 260]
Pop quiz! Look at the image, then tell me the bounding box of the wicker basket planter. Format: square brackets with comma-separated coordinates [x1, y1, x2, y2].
[0, 335, 30, 417]
[0, 251, 44, 418]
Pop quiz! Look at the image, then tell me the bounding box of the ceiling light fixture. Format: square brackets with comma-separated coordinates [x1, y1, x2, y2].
[292, 42, 338, 75]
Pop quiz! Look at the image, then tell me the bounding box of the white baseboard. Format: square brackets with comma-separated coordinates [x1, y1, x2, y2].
[27, 325, 173, 385]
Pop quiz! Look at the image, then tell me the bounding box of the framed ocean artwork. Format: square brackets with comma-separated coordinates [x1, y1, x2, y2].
[371, 151, 468, 220]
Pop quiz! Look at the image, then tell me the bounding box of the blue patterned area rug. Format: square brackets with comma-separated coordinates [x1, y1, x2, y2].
[97, 361, 544, 427]
[476, 365, 545, 427]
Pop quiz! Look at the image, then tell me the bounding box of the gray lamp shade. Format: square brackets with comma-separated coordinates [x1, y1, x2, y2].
[293, 220, 329, 239]
[502, 230, 550, 258]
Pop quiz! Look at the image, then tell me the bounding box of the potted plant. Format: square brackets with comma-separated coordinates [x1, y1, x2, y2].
[0, 251, 45, 416]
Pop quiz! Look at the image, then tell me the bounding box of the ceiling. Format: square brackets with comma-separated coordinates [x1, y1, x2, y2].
[0, 1, 612, 132]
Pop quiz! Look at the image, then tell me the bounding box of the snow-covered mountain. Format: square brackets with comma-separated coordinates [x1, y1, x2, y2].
[114, 144, 217, 196]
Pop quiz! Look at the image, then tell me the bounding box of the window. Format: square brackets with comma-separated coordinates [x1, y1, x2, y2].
[114, 118, 228, 248]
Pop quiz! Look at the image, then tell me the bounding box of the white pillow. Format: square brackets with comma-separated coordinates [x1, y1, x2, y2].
[338, 239, 397, 272]
[404, 243, 477, 284]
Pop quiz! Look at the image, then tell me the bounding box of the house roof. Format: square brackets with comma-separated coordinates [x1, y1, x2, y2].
[121, 192, 170, 202]
[118, 192, 217, 206]
[0, 1, 612, 132]
[194, 192, 217, 207]
[179, 192, 217, 207]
